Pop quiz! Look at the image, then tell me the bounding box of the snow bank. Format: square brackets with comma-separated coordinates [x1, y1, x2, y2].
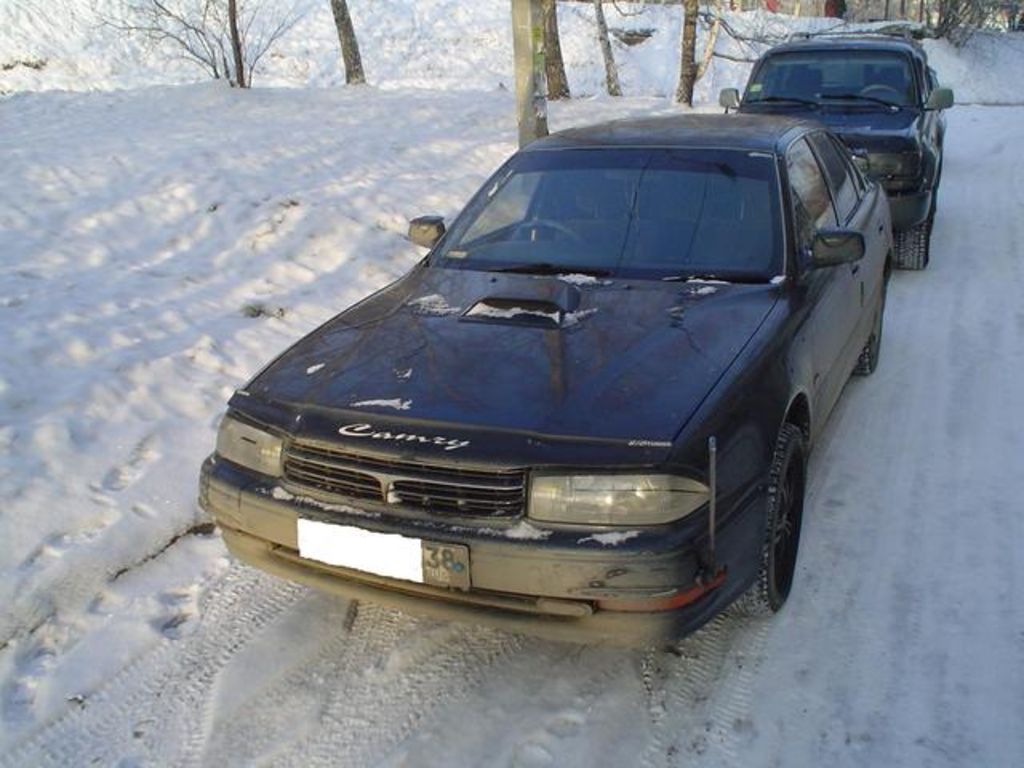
[923, 32, 1024, 104]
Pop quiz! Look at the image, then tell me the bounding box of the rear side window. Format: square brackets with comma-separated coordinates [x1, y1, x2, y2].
[786, 138, 836, 252]
[807, 133, 859, 224]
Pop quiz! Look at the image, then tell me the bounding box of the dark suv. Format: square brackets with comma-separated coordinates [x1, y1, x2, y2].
[720, 35, 954, 269]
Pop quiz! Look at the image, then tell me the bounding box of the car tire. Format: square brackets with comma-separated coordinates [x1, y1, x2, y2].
[733, 423, 807, 617]
[853, 278, 886, 376]
[894, 212, 933, 270]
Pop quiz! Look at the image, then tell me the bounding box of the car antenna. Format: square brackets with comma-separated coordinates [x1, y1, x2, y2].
[707, 436, 718, 574]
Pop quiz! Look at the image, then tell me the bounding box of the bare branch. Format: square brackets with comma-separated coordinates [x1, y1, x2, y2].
[106, 0, 302, 88]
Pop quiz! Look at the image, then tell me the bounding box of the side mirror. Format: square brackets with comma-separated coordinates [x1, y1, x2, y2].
[811, 229, 865, 268]
[719, 88, 740, 112]
[925, 87, 954, 111]
[409, 215, 446, 249]
[848, 147, 871, 174]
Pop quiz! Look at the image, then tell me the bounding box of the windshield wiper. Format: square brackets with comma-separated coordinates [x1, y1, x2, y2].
[822, 93, 900, 111]
[662, 272, 765, 284]
[747, 95, 820, 109]
[493, 263, 612, 278]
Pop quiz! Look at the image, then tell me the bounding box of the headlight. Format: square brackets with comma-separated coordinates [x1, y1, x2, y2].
[529, 474, 709, 526]
[215, 415, 283, 477]
[868, 151, 920, 178]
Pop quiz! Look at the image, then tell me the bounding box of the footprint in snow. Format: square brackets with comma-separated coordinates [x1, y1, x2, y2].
[102, 433, 160, 491]
[154, 586, 200, 639]
[544, 709, 585, 738]
[19, 532, 72, 572]
[2, 619, 80, 723]
[18, 510, 119, 576]
[510, 742, 554, 768]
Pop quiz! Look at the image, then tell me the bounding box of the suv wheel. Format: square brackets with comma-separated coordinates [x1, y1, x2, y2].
[734, 423, 806, 616]
[895, 213, 933, 270]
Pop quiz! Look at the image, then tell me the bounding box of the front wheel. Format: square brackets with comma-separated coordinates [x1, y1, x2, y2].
[734, 423, 807, 616]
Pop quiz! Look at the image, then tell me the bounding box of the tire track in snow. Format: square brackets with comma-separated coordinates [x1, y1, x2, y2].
[193, 601, 409, 765]
[261, 609, 526, 767]
[638, 612, 772, 768]
[365, 632, 637, 768]
[1, 566, 306, 768]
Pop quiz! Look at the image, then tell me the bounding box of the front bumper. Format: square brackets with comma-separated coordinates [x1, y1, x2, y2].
[200, 456, 737, 645]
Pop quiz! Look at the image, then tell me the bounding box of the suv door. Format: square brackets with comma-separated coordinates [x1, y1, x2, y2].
[786, 135, 858, 423]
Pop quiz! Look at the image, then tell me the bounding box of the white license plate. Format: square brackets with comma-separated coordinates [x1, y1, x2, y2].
[297, 518, 424, 583]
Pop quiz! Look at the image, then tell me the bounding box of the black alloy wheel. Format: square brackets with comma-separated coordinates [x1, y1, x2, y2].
[735, 423, 807, 615]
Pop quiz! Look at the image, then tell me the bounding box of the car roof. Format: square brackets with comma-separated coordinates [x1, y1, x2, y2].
[764, 35, 926, 62]
[527, 114, 818, 155]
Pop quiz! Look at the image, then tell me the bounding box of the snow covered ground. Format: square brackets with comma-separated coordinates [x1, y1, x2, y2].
[3, 3, 1024, 766]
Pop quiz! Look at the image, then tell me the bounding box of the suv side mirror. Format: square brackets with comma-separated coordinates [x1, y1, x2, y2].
[848, 147, 871, 174]
[719, 88, 740, 112]
[409, 216, 446, 249]
[925, 87, 954, 111]
[811, 229, 865, 268]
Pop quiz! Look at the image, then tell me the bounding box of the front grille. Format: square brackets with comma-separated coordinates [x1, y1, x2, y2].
[283, 440, 526, 519]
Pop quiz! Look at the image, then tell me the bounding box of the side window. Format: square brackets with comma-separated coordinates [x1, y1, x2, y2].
[459, 171, 539, 245]
[831, 135, 866, 198]
[807, 133, 859, 224]
[786, 137, 837, 253]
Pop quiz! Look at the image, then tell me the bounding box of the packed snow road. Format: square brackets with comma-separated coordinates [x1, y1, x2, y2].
[1, 87, 1021, 767]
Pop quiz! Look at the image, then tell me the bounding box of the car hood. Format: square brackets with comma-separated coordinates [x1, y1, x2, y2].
[240, 267, 779, 456]
[741, 103, 922, 152]
[815, 109, 922, 152]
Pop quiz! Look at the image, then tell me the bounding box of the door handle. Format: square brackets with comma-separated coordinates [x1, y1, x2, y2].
[851, 263, 860, 275]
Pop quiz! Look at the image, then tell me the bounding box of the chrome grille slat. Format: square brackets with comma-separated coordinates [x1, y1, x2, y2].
[286, 444, 521, 486]
[282, 440, 526, 518]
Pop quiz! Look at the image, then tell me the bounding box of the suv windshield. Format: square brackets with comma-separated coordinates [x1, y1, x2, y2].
[745, 50, 918, 108]
[434, 148, 782, 281]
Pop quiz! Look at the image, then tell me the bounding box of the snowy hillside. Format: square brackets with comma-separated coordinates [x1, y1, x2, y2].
[5, 0, 1023, 103]
[2, 2, 1024, 766]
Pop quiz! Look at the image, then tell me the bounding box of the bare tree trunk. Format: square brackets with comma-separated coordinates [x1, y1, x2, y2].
[542, 0, 570, 99]
[228, 0, 246, 87]
[330, 0, 365, 85]
[696, 13, 721, 80]
[675, 0, 698, 105]
[593, 0, 621, 97]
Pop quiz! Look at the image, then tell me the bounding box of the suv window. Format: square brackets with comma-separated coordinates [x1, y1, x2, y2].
[786, 137, 837, 253]
[807, 133, 859, 224]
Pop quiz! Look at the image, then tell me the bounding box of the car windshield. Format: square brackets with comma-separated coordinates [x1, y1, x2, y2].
[745, 50, 918, 108]
[434, 148, 783, 281]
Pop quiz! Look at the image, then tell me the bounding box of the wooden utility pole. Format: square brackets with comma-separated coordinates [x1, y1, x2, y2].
[512, 0, 548, 148]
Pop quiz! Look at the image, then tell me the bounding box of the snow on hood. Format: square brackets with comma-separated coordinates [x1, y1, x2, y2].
[244, 267, 779, 447]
